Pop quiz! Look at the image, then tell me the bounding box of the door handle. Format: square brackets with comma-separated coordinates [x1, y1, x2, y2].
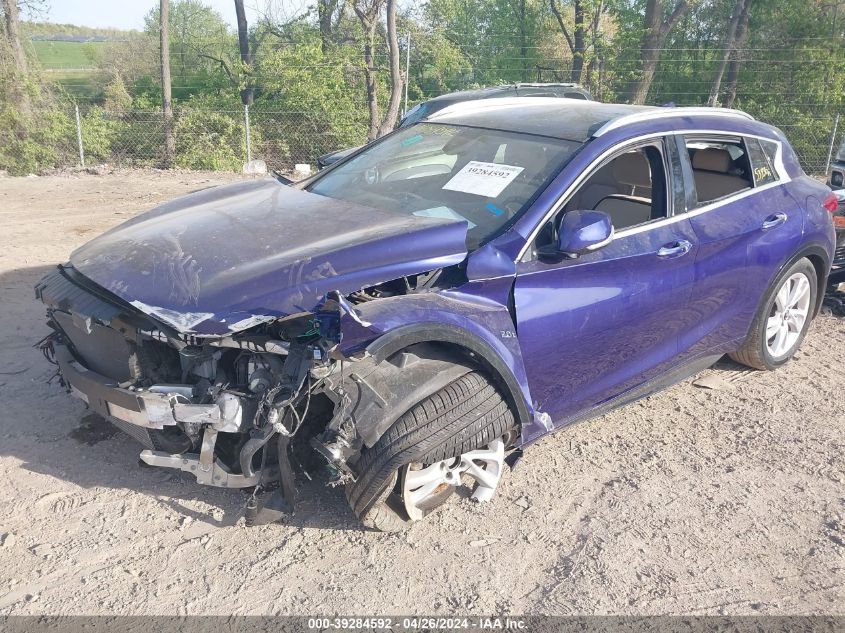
[657, 240, 692, 258]
[762, 212, 787, 230]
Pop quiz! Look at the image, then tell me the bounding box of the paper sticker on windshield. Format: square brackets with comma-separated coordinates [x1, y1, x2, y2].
[442, 161, 524, 197]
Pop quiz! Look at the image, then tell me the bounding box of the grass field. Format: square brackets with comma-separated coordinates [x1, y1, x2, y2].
[31, 40, 110, 100]
[47, 70, 108, 100]
[30, 40, 107, 69]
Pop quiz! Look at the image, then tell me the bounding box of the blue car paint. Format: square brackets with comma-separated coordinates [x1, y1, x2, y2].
[556, 210, 613, 253]
[514, 218, 701, 433]
[475, 113, 834, 441]
[52, 107, 837, 450]
[339, 286, 532, 396]
[681, 184, 803, 359]
[68, 183, 470, 335]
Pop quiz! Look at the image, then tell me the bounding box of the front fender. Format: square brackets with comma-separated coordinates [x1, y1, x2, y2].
[336, 287, 540, 443]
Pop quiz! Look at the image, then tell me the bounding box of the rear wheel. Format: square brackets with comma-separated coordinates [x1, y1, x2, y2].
[345, 370, 516, 532]
[730, 257, 817, 370]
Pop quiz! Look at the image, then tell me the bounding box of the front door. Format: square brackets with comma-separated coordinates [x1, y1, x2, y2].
[514, 137, 700, 427]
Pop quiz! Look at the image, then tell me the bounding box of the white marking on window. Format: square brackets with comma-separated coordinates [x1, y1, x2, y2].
[443, 161, 524, 197]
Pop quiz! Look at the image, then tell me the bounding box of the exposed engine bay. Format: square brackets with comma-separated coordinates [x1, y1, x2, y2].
[35, 263, 475, 524]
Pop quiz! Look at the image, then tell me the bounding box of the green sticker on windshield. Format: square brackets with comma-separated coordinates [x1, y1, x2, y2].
[401, 134, 424, 147]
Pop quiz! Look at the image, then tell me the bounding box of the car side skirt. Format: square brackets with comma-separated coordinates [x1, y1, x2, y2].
[520, 352, 725, 447]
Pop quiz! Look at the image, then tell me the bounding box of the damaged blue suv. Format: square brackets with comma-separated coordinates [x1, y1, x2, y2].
[36, 99, 837, 530]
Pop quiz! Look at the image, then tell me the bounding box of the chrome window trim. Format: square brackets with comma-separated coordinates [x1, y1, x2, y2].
[518, 129, 788, 263]
[611, 178, 786, 239]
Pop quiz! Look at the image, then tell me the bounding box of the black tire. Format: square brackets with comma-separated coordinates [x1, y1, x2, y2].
[345, 370, 516, 532]
[730, 257, 817, 370]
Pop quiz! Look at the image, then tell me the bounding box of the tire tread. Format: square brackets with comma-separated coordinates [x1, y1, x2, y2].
[346, 370, 515, 531]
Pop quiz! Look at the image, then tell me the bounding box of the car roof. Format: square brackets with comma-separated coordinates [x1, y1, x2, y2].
[426, 97, 756, 142]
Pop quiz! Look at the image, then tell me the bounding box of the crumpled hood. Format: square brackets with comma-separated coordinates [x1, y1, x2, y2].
[70, 179, 468, 335]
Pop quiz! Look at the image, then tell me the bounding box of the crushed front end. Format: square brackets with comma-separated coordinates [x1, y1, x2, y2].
[35, 264, 375, 518]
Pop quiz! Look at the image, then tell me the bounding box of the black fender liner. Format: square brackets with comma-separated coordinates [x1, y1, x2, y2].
[364, 323, 532, 437]
[332, 344, 475, 449]
[800, 243, 833, 315]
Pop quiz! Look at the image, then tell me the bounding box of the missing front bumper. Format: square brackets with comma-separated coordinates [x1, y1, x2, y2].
[139, 428, 275, 488]
[54, 344, 244, 432]
[53, 343, 263, 489]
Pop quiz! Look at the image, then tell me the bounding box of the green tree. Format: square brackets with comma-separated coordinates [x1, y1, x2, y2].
[144, 0, 234, 100]
[624, 0, 694, 104]
[424, 0, 543, 86]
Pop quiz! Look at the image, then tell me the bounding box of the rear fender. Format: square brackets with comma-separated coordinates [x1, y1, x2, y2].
[741, 243, 832, 341]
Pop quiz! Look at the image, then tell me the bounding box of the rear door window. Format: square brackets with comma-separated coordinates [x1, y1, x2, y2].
[681, 136, 753, 205]
[761, 139, 782, 166]
[745, 138, 778, 186]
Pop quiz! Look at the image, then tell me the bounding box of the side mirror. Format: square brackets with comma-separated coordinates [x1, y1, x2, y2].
[540, 210, 613, 258]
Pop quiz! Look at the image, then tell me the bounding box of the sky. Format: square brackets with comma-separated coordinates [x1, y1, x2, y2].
[34, 0, 275, 31]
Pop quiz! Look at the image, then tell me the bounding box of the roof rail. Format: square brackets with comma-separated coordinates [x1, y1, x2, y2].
[593, 107, 755, 137]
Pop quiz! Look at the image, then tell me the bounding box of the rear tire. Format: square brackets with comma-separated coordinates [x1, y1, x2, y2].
[730, 257, 817, 370]
[345, 370, 516, 532]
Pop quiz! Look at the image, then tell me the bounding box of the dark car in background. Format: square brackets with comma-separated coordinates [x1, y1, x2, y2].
[830, 188, 845, 285]
[316, 83, 593, 168]
[399, 82, 593, 128]
[828, 138, 845, 189]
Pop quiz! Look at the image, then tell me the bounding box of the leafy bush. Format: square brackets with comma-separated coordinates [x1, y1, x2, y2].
[80, 106, 118, 163]
[175, 106, 246, 171]
[256, 35, 370, 168]
[0, 95, 76, 175]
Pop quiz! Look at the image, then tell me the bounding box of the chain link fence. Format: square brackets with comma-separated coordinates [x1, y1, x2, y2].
[774, 115, 842, 178]
[64, 103, 841, 178]
[69, 103, 368, 175]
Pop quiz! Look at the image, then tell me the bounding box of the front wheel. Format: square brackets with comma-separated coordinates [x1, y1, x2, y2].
[730, 257, 817, 370]
[345, 370, 516, 532]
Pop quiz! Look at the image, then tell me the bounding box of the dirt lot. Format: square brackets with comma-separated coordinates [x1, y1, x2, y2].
[0, 170, 843, 616]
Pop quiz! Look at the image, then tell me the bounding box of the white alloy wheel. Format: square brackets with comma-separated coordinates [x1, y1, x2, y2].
[400, 438, 505, 521]
[766, 272, 812, 357]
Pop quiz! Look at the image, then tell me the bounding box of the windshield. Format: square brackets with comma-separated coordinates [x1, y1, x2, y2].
[307, 123, 581, 249]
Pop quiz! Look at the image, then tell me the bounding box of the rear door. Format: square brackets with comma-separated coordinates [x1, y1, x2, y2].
[513, 136, 700, 427]
[676, 134, 802, 357]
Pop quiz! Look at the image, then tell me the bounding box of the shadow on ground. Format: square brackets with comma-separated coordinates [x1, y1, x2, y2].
[0, 263, 365, 533]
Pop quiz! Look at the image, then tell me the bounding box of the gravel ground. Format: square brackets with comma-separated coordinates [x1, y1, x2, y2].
[0, 170, 843, 616]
